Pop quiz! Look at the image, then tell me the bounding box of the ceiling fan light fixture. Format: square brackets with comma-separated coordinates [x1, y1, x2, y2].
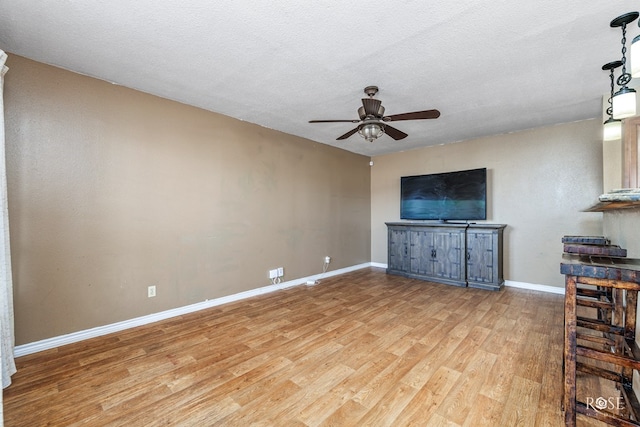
[358, 123, 384, 142]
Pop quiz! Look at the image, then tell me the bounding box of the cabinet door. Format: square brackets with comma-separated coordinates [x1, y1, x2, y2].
[432, 230, 464, 281]
[466, 230, 496, 284]
[409, 229, 433, 276]
[388, 227, 409, 272]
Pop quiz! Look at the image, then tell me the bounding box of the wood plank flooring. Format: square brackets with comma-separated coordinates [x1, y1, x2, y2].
[1, 268, 610, 426]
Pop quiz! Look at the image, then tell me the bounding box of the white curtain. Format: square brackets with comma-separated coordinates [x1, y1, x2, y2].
[0, 49, 15, 427]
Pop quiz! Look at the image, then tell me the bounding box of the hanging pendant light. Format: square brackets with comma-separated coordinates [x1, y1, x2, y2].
[613, 87, 636, 119]
[632, 12, 640, 78]
[611, 12, 639, 119]
[604, 117, 622, 141]
[632, 32, 640, 78]
[603, 61, 623, 141]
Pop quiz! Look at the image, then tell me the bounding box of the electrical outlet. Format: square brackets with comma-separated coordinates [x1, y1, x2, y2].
[324, 256, 331, 264]
[277, 267, 284, 277]
[148, 285, 156, 298]
[269, 269, 278, 279]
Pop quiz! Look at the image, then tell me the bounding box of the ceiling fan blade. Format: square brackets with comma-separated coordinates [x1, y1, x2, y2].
[362, 98, 382, 117]
[336, 127, 360, 140]
[309, 119, 360, 123]
[384, 125, 408, 141]
[384, 109, 441, 121]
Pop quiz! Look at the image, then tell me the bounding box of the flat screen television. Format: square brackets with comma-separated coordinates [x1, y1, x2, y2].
[400, 168, 487, 221]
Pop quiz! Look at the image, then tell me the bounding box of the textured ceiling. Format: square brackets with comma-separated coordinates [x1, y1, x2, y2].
[0, 1, 638, 156]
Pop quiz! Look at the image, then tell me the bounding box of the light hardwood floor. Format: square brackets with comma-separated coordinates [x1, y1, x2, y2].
[2, 268, 610, 426]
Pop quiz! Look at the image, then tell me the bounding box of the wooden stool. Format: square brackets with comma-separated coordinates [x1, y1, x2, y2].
[562, 238, 627, 343]
[561, 254, 640, 426]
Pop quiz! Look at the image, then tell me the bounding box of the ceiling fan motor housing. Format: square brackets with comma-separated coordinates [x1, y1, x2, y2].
[358, 105, 385, 120]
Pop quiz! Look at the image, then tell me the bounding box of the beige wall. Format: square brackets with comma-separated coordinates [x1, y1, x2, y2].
[4, 55, 371, 345]
[371, 120, 604, 288]
[603, 211, 640, 256]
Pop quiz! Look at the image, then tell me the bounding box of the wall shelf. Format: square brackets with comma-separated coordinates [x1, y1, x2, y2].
[584, 189, 640, 212]
[584, 200, 640, 212]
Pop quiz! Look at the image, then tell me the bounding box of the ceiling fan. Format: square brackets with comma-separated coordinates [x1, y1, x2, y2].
[309, 86, 440, 142]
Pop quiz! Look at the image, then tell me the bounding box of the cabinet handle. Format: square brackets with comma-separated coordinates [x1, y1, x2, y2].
[467, 251, 471, 261]
[431, 249, 436, 258]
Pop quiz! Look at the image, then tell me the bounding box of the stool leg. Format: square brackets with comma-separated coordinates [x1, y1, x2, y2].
[623, 290, 637, 389]
[564, 275, 578, 427]
[614, 288, 626, 354]
[625, 289, 637, 341]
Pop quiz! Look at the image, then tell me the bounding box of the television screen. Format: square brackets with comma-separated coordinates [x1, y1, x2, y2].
[400, 168, 487, 221]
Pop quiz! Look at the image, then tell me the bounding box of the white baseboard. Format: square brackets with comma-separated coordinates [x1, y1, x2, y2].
[504, 280, 565, 295]
[14, 263, 564, 357]
[14, 263, 372, 358]
[369, 262, 387, 269]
